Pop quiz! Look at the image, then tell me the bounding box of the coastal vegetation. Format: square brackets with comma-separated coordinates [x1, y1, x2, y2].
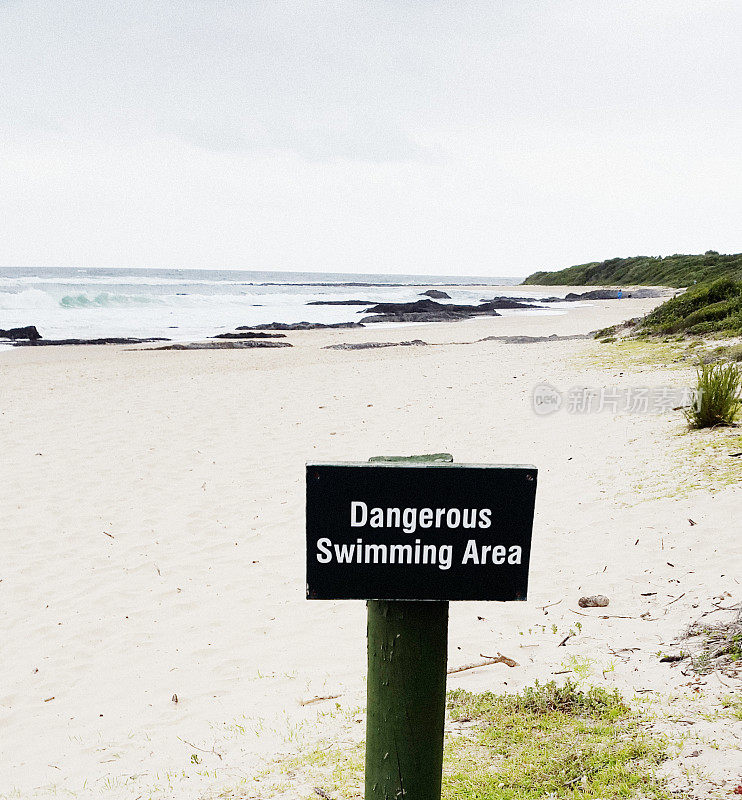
[684, 361, 741, 429]
[445, 682, 669, 799]
[523, 251, 742, 287]
[639, 277, 742, 336]
[526, 252, 742, 346]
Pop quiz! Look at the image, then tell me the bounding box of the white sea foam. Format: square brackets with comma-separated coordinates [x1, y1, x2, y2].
[0, 288, 58, 310]
[0, 267, 546, 341]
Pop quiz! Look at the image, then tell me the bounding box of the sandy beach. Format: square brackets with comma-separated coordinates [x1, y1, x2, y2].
[1, 290, 740, 798]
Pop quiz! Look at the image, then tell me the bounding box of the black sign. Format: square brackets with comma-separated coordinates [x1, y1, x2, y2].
[306, 463, 537, 601]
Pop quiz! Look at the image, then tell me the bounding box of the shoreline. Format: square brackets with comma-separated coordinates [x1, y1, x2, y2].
[0, 283, 675, 349]
[1, 290, 739, 798]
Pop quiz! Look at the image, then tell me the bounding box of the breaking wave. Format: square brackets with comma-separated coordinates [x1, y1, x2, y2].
[59, 292, 164, 308]
[0, 289, 269, 311]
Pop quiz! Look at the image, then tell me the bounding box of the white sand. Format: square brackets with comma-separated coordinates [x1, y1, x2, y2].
[1, 290, 740, 798]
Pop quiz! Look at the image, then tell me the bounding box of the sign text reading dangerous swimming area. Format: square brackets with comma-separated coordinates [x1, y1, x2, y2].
[306, 463, 537, 601]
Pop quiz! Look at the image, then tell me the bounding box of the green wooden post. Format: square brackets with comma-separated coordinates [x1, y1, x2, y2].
[365, 454, 453, 800]
[365, 599, 449, 800]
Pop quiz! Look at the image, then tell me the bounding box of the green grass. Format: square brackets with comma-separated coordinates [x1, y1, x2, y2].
[640, 277, 742, 336]
[574, 337, 688, 370]
[444, 681, 669, 800]
[233, 683, 669, 800]
[523, 251, 742, 287]
[721, 695, 742, 720]
[684, 361, 741, 428]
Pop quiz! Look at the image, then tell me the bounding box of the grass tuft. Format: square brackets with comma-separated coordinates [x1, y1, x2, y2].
[445, 681, 669, 799]
[684, 361, 741, 428]
[721, 695, 742, 720]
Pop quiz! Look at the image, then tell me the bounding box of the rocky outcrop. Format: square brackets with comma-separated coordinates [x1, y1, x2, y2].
[478, 296, 553, 305]
[356, 298, 519, 323]
[306, 300, 372, 305]
[479, 333, 592, 344]
[360, 311, 477, 323]
[14, 337, 168, 346]
[481, 289, 665, 303]
[564, 289, 622, 301]
[361, 299, 456, 314]
[361, 299, 533, 315]
[212, 331, 286, 339]
[476, 298, 541, 309]
[419, 290, 451, 299]
[0, 325, 42, 340]
[236, 321, 364, 331]
[563, 288, 664, 301]
[324, 340, 428, 350]
[151, 341, 292, 350]
[480, 295, 562, 304]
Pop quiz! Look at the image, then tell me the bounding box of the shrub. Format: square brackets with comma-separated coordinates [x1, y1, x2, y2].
[523, 251, 742, 287]
[685, 361, 741, 428]
[641, 278, 742, 336]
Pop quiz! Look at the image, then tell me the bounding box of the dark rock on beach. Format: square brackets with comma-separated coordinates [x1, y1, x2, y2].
[480, 289, 665, 304]
[212, 331, 287, 339]
[361, 299, 461, 314]
[476, 296, 548, 307]
[151, 341, 292, 350]
[356, 298, 519, 323]
[478, 298, 542, 309]
[480, 295, 563, 304]
[14, 336, 169, 346]
[479, 333, 592, 344]
[578, 595, 610, 608]
[360, 311, 477, 323]
[361, 299, 533, 315]
[236, 321, 364, 331]
[306, 300, 372, 306]
[565, 289, 623, 301]
[564, 288, 664, 301]
[0, 325, 42, 340]
[419, 290, 451, 299]
[324, 340, 428, 350]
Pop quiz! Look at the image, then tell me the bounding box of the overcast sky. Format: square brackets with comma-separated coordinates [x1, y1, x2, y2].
[1, 1, 740, 277]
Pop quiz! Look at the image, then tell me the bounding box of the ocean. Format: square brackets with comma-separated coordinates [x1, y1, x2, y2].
[0, 266, 544, 343]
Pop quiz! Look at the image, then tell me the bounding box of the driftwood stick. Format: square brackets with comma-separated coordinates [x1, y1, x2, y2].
[479, 652, 519, 667]
[700, 603, 741, 618]
[299, 694, 341, 706]
[447, 652, 519, 674]
[176, 736, 223, 760]
[447, 658, 496, 675]
[665, 592, 686, 607]
[571, 609, 639, 619]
